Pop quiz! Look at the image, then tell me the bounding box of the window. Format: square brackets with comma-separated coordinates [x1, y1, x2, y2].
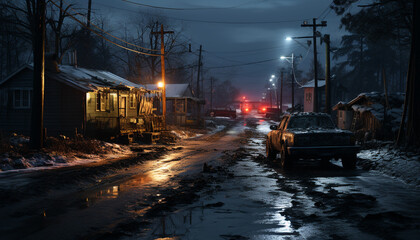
[0, 89, 7, 106]
[110, 93, 116, 111]
[129, 94, 135, 108]
[12, 89, 31, 109]
[96, 91, 109, 112]
[287, 116, 335, 129]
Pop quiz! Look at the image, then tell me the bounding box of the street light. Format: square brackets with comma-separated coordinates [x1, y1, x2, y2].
[285, 37, 292, 41]
[280, 53, 297, 111]
[157, 81, 164, 88]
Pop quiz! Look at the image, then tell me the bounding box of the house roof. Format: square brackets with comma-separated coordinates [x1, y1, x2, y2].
[0, 64, 144, 92]
[0, 65, 34, 86]
[332, 101, 347, 111]
[301, 80, 326, 88]
[145, 83, 193, 98]
[51, 65, 143, 91]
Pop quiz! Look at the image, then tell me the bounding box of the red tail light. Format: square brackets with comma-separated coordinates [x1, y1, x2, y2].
[245, 108, 249, 112]
[262, 108, 266, 111]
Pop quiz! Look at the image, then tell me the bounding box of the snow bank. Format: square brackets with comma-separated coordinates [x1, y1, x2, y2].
[358, 143, 420, 186]
[0, 140, 133, 173]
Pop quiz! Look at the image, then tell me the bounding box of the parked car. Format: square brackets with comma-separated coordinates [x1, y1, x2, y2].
[209, 108, 237, 118]
[266, 112, 359, 169]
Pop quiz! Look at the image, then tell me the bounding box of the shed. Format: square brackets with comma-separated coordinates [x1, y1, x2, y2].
[0, 63, 163, 139]
[333, 92, 404, 139]
[301, 80, 325, 112]
[145, 83, 203, 126]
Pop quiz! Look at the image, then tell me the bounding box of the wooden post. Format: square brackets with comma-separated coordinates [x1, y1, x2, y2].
[325, 34, 331, 114]
[151, 25, 173, 130]
[30, 0, 46, 149]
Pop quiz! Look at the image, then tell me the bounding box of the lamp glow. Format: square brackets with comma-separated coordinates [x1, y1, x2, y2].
[286, 37, 292, 41]
[280, 56, 286, 60]
[157, 81, 164, 88]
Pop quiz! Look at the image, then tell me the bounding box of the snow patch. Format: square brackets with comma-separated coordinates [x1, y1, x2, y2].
[358, 143, 420, 186]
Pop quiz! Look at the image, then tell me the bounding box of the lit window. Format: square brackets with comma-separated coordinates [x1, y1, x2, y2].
[130, 94, 135, 108]
[96, 92, 109, 112]
[12, 89, 31, 109]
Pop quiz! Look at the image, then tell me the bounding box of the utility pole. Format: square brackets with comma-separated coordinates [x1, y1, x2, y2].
[210, 77, 213, 110]
[280, 71, 283, 114]
[87, 0, 92, 28]
[302, 18, 327, 112]
[151, 24, 173, 129]
[276, 81, 279, 111]
[196, 45, 203, 124]
[291, 53, 295, 111]
[324, 34, 331, 114]
[30, 0, 46, 149]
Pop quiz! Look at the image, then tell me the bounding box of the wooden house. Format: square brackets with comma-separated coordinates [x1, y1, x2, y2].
[0, 63, 163, 139]
[145, 83, 203, 126]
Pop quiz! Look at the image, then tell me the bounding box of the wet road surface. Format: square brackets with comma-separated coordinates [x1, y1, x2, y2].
[1, 114, 419, 240]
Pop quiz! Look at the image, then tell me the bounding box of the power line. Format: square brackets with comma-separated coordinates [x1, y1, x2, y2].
[49, 0, 161, 57]
[96, 2, 309, 25]
[207, 46, 284, 54]
[122, 0, 263, 11]
[61, 0, 159, 52]
[317, 3, 332, 19]
[206, 58, 279, 69]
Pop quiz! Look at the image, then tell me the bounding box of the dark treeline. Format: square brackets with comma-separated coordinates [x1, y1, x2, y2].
[331, 0, 412, 99]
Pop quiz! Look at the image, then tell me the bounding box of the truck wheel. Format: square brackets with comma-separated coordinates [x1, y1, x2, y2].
[342, 154, 357, 170]
[281, 145, 292, 169]
[266, 140, 276, 160]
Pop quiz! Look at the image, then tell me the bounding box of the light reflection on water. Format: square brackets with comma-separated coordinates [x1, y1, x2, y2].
[82, 154, 182, 207]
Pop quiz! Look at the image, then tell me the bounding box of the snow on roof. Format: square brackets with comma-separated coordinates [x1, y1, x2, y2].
[50, 65, 143, 91]
[332, 101, 347, 110]
[301, 80, 326, 88]
[145, 83, 192, 98]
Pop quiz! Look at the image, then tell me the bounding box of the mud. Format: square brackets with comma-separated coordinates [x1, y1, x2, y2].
[1, 115, 419, 240]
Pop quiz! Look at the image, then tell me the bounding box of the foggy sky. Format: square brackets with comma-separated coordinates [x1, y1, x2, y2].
[75, 0, 346, 101]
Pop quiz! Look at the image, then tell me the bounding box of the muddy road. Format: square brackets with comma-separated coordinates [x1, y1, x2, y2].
[1, 114, 419, 240]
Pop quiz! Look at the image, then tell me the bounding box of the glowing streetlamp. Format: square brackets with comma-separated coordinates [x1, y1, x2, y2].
[157, 81, 164, 88]
[280, 53, 297, 111]
[285, 37, 292, 41]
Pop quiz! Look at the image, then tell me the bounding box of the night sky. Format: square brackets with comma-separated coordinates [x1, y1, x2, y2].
[74, 0, 350, 101]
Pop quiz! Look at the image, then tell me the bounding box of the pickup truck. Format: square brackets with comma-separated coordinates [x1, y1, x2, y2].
[266, 112, 359, 169]
[209, 108, 237, 119]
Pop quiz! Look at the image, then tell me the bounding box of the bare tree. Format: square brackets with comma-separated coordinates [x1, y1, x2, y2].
[116, 14, 188, 84]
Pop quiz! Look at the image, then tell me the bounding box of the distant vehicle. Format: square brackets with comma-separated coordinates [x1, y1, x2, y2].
[266, 112, 359, 169]
[241, 103, 251, 114]
[209, 108, 236, 118]
[257, 106, 268, 114]
[265, 108, 281, 119]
